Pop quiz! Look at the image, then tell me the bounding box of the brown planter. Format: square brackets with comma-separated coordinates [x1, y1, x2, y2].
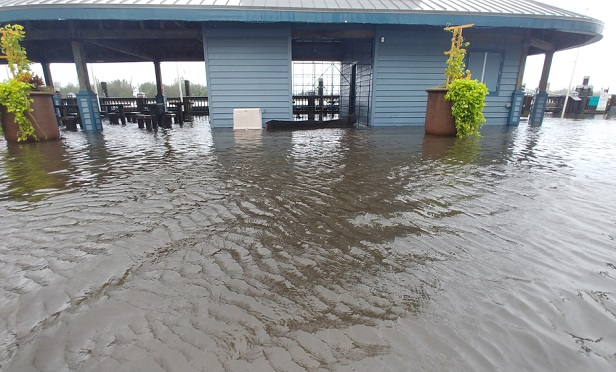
[1, 91, 60, 143]
[424, 88, 456, 137]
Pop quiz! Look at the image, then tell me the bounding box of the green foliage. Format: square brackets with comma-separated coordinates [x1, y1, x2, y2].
[0, 24, 41, 142]
[100, 79, 135, 97]
[190, 83, 208, 97]
[445, 78, 489, 138]
[55, 82, 80, 97]
[138, 80, 208, 97]
[0, 78, 35, 140]
[137, 82, 157, 97]
[439, 24, 489, 138]
[444, 26, 470, 87]
[1, 24, 30, 77]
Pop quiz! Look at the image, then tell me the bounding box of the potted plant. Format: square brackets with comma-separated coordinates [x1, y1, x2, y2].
[425, 24, 488, 138]
[0, 24, 59, 142]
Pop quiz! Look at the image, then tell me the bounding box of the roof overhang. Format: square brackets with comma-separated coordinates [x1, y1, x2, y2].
[0, 3, 604, 63]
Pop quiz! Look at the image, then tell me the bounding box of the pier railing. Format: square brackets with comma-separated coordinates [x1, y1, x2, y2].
[529, 94, 615, 117]
[60, 95, 341, 119]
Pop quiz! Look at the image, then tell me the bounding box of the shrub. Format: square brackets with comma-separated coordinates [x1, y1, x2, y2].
[446, 78, 489, 138]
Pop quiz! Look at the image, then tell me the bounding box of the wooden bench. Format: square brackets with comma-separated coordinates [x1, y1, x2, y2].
[60, 116, 79, 131]
[107, 112, 120, 125]
[136, 114, 156, 130]
[161, 113, 175, 129]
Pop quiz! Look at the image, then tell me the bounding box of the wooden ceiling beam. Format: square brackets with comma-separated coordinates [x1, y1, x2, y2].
[83, 40, 156, 62]
[529, 37, 555, 51]
[25, 28, 201, 41]
[292, 29, 375, 39]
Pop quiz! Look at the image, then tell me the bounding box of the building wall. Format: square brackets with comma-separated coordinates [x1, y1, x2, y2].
[465, 30, 524, 124]
[371, 27, 523, 126]
[203, 25, 292, 128]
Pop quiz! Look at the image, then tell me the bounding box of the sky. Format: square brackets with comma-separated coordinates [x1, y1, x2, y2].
[521, 0, 614, 91]
[2, 0, 613, 93]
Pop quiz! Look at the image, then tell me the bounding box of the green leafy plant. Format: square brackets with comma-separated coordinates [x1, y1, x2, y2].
[446, 78, 489, 138]
[0, 24, 49, 142]
[442, 24, 489, 138]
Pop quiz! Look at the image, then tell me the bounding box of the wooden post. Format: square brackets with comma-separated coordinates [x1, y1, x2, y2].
[100, 81, 109, 97]
[529, 50, 554, 126]
[184, 80, 191, 97]
[70, 40, 102, 132]
[516, 32, 531, 90]
[308, 95, 315, 121]
[71, 41, 92, 91]
[538, 50, 554, 93]
[153, 61, 165, 115]
[318, 78, 324, 121]
[41, 62, 54, 88]
[443, 24, 474, 88]
[154, 61, 164, 98]
[349, 64, 357, 115]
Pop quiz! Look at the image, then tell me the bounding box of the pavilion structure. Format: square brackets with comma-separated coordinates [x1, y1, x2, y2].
[0, 0, 603, 130]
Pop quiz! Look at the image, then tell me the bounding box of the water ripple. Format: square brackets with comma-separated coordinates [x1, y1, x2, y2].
[1, 117, 615, 370]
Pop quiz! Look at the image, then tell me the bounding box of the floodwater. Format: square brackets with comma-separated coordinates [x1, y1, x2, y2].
[0, 117, 615, 371]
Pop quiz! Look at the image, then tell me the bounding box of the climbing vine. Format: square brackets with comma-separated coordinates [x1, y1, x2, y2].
[442, 24, 489, 138]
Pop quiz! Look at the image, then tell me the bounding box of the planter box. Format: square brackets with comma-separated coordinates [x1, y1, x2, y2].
[1, 91, 60, 142]
[424, 88, 456, 137]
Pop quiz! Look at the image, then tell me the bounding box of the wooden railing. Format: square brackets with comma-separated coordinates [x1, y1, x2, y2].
[60, 95, 340, 119]
[293, 95, 340, 120]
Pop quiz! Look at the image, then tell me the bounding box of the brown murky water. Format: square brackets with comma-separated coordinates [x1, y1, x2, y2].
[0, 117, 615, 371]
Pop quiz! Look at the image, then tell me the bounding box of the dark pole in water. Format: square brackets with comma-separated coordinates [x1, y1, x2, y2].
[154, 62, 164, 100]
[41, 62, 54, 88]
[318, 78, 324, 121]
[561, 48, 580, 118]
[184, 80, 191, 97]
[349, 64, 357, 116]
[100, 81, 109, 98]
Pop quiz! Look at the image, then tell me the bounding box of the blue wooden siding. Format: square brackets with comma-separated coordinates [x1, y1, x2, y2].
[371, 28, 523, 126]
[203, 26, 292, 128]
[371, 29, 450, 126]
[466, 31, 523, 125]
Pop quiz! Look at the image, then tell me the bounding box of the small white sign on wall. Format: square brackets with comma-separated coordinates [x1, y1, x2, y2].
[233, 108, 262, 130]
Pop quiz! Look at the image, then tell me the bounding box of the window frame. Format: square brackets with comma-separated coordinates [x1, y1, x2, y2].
[466, 50, 504, 95]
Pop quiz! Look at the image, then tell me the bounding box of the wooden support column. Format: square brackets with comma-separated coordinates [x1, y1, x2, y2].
[71, 41, 92, 91]
[71, 40, 102, 131]
[529, 50, 555, 126]
[508, 34, 530, 125]
[41, 62, 54, 88]
[184, 80, 191, 97]
[154, 61, 164, 98]
[516, 32, 531, 90]
[538, 50, 554, 93]
[318, 78, 324, 121]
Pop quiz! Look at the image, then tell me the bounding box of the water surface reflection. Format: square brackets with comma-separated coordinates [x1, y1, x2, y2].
[0, 118, 615, 371]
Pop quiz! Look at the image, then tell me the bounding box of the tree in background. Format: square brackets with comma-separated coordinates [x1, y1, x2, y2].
[138, 80, 207, 97]
[137, 82, 157, 97]
[55, 82, 80, 96]
[56, 79, 207, 98]
[99, 79, 135, 97]
[55, 79, 135, 97]
[190, 83, 208, 96]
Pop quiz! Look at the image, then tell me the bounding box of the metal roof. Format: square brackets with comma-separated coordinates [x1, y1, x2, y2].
[0, 0, 604, 63]
[0, 0, 597, 20]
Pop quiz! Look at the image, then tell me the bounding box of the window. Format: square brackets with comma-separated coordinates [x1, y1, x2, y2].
[467, 51, 503, 93]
